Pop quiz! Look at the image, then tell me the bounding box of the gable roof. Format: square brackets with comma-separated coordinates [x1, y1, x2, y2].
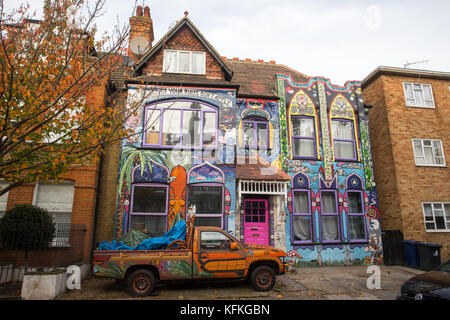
[133, 16, 234, 81]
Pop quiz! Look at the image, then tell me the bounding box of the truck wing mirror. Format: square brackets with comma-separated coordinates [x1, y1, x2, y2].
[230, 242, 239, 250]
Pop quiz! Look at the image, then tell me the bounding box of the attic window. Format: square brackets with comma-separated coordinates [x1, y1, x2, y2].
[163, 50, 205, 75]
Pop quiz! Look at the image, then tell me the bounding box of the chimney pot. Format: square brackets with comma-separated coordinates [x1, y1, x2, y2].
[144, 6, 150, 18]
[136, 5, 143, 16]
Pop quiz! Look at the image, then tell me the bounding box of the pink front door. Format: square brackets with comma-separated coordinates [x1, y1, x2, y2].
[243, 199, 269, 245]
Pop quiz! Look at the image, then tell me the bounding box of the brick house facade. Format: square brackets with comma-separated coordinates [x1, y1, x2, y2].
[362, 66, 450, 261]
[94, 6, 382, 267]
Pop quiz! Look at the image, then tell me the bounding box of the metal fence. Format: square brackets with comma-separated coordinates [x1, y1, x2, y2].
[0, 224, 86, 297]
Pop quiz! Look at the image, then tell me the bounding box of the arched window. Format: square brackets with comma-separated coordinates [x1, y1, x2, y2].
[288, 90, 319, 159]
[346, 174, 368, 242]
[329, 95, 359, 161]
[187, 162, 225, 228]
[128, 161, 170, 237]
[143, 100, 218, 149]
[291, 116, 317, 159]
[290, 173, 313, 244]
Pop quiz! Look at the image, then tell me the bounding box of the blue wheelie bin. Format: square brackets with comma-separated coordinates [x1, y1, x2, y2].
[402, 240, 420, 269]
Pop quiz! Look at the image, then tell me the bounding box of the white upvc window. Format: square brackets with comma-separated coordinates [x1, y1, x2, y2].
[412, 139, 446, 167]
[422, 202, 450, 232]
[403, 82, 435, 108]
[0, 181, 9, 219]
[163, 50, 206, 75]
[33, 181, 75, 247]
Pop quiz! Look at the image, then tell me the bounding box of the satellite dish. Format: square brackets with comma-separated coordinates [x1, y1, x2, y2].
[121, 56, 135, 67]
[130, 36, 150, 55]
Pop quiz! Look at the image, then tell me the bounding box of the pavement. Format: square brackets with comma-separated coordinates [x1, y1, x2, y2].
[57, 265, 425, 300]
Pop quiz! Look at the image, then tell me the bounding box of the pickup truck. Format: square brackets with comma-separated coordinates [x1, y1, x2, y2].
[92, 225, 288, 296]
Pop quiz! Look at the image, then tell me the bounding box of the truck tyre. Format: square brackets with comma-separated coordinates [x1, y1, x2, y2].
[128, 269, 156, 297]
[250, 265, 275, 291]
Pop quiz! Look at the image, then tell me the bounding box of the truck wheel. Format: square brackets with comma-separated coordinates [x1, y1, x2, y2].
[128, 269, 156, 297]
[250, 266, 275, 291]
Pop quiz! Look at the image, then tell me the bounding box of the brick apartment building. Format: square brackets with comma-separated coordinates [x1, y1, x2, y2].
[94, 6, 382, 267]
[362, 66, 450, 261]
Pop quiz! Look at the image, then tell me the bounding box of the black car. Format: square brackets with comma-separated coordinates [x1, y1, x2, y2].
[398, 259, 450, 300]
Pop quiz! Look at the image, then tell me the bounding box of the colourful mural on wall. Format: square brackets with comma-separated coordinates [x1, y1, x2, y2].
[115, 85, 238, 239]
[111, 75, 382, 267]
[277, 74, 383, 267]
[167, 166, 187, 229]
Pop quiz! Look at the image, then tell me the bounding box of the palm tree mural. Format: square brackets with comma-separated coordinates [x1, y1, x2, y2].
[118, 146, 168, 194]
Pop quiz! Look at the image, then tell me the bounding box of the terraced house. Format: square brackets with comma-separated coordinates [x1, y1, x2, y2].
[95, 6, 382, 267]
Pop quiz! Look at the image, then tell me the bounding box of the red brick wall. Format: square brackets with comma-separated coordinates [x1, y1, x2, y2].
[363, 74, 450, 261]
[128, 13, 154, 63]
[143, 24, 225, 79]
[1, 78, 107, 265]
[3, 163, 99, 264]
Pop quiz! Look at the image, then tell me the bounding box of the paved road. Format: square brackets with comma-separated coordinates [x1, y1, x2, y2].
[58, 265, 424, 300]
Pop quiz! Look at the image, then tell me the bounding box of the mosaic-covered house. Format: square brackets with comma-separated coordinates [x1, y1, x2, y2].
[95, 6, 383, 267]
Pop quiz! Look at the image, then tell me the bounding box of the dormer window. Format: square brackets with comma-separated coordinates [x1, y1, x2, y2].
[163, 50, 206, 75]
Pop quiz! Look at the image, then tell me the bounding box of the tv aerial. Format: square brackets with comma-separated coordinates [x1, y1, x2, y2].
[404, 59, 429, 69]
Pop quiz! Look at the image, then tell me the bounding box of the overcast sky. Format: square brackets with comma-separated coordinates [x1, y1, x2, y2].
[5, 0, 450, 85]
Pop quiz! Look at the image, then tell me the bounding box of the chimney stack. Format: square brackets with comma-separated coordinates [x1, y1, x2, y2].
[128, 5, 154, 61]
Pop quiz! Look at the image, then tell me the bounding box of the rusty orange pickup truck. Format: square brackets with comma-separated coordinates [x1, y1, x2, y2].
[92, 225, 288, 296]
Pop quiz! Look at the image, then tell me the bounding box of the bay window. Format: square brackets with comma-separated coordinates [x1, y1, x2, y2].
[143, 100, 217, 149]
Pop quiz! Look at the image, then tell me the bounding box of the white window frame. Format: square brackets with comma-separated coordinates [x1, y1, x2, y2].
[0, 181, 9, 219]
[402, 82, 435, 108]
[412, 138, 446, 167]
[422, 202, 450, 232]
[33, 181, 75, 247]
[163, 50, 206, 75]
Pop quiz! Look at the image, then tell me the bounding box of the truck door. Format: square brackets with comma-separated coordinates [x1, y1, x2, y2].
[193, 230, 247, 279]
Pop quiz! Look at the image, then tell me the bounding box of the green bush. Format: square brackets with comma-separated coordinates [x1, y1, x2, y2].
[0, 204, 56, 251]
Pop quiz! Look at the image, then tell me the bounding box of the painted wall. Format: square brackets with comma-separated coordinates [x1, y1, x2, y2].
[277, 74, 383, 267]
[115, 85, 239, 238]
[110, 75, 382, 268]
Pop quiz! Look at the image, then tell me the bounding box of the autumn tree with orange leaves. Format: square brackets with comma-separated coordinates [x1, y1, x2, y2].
[0, 0, 141, 196]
